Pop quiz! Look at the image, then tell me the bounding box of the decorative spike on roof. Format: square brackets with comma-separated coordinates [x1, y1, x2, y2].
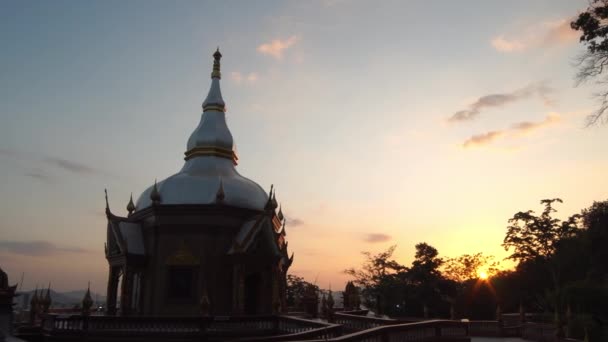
[265, 185, 275, 211]
[104, 189, 111, 216]
[184, 48, 237, 164]
[82, 282, 93, 309]
[277, 205, 284, 221]
[126, 193, 135, 215]
[0, 267, 8, 289]
[31, 286, 39, 305]
[150, 179, 161, 204]
[271, 191, 278, 209]
[202, 48, 225, 113]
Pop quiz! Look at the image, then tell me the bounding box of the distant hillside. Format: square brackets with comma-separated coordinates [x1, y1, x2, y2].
[16, 289, 106, 307]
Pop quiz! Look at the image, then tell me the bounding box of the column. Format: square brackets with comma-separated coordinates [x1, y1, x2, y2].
[105, 266, 118, 316]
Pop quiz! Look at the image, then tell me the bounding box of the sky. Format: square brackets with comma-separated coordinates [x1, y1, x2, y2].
[1, 0, 607, 293]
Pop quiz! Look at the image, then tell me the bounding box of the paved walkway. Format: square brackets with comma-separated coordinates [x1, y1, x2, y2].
[472, 338, 531, 342]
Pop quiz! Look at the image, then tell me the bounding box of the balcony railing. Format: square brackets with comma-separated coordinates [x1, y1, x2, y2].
[41, 314, 339, 341]
[308, 320, 470, 342]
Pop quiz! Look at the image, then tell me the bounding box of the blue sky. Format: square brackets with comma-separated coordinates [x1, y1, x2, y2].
[1, 0, 607, 292]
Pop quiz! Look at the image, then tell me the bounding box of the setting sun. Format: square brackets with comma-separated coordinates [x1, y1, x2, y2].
[478, 270, 489, 280]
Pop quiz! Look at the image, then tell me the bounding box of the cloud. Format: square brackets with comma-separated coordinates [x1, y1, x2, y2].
[286, 217, 304, 227]
[543, 19, 579, 46]
[491, 18, 578, 53]
[462, 114, 560, 148]
[230, 71, 259, 85]
[0, 240, 90, 257]
[24, 170, 53, 182]
[491, 37, 526, 52]
[0, 148, 107, 177]
[43, 157, 98, 175]
[448, 83, 553, 123]
[363, 233, 392, 243]
[257, 36, 299, 60]
[462, 131, 505, 148]
[510, 113, 560, 133]
[247, 72, 259, 82]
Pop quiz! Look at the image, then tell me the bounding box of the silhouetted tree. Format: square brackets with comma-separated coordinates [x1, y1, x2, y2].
[581, 200, 608, 280]
[503, 198, 581, 335]
[286, 274, 318, 309]
[344, 245, 405, 312]
[442, 252, 500, 283]
[571, 0, 608, 125]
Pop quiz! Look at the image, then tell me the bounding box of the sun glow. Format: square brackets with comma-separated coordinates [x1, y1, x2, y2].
[478, 270, 489, 280]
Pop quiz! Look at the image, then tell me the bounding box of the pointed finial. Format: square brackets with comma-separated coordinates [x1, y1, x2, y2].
[277, 205, 284, 221]
[265, 184, 275, 211]
[150, 179, 161, 204]
[104, 189, 112, 216]
[211, 47, 222, 79]
[42, 283, 52, 312]
[31, 285, 39, 306]
[82, 281, 93, 315]
[126, 193, 135, 215]
[271, 191, 278, 209]
[216, 178, 225, 203]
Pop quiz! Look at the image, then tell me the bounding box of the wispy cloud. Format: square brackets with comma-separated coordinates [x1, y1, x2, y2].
[230, 71, 259, 85]
[363, 233, 392, 243]
[463, 114, 560, 148]
[462, 131, 505, 148]
[0, 148, 108, 178]
[491, 18, 578, 53]
[257, 36, 299, 60]
[491, 37, 525, 52]
[0, 240, 90, 257]
[286, 216, 304, 227]
[43, 157, 98, 175]
[448, 83, 553, 123]
[24, 170, 53, 182]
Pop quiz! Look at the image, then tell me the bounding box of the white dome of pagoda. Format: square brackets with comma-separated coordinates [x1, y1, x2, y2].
[135, 49, 268, 211]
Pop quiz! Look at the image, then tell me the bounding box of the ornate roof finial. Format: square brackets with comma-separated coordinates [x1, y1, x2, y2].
[104, 188, 112, 216]
[82, 282, 93, 316]
[202, 48, 226, 113]
[150, 179, 161, 205]
[327, 287, 334, 309]
[31, 285, 39, 306]
[216, 178, 225, 203]
[265, 184, 274, 211]
[0, 267, 8, 289]
[126, 193, 135, 215]
[42, 283, 52, 313]
[277, 205, 284, 221]
[271, 191, 278, 209]
[212, 47, 222, 79]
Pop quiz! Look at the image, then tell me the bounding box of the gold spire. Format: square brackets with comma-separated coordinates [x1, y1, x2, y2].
[126, 193, 135, 215]
[211, 47, 222, 79]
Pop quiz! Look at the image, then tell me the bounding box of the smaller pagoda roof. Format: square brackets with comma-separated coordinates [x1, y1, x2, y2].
[118, 222, 145, 255]
[108, 220, 145, 256]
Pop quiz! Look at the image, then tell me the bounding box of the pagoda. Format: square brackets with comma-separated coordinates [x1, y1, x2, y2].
[104, 49, 293, 316]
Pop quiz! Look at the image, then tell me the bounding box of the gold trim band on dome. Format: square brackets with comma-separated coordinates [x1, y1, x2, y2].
[184, 146, 238, 164]
[203, 104, 226, 112]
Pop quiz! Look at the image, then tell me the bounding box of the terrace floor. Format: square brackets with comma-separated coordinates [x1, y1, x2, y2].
[472, 338, 530, 342]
